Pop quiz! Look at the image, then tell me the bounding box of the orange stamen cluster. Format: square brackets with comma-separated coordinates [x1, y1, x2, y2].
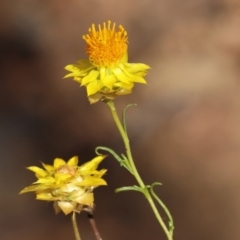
[83, 20, 128, 67]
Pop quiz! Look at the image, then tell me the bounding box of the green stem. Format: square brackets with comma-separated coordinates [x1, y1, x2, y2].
[106, 100, 173, 240]
[150, 185, 174, 233]
[72, 212, 81, 240]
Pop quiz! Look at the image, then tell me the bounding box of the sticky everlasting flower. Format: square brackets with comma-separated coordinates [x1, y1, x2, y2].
[64, 20, 150, 103]
[20, 156, 107, 215]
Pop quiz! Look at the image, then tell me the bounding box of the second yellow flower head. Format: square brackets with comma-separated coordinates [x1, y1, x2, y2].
[64, 20, 150, 103]
[20, 155, 107, 215]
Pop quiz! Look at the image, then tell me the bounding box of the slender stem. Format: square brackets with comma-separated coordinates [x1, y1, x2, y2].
[150, 186, 174, 232]
[106, 100, 173, 240]
[145, 193, 173, 239]
[72, 212, 81, 240]
[87, 212, 102, 240]
[106, 101, 144, 187]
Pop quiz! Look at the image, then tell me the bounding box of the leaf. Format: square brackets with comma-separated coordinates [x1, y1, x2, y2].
[95, 146, 133, 173]
[122, 103, 137, 134]
[120, 154, 133, 174]
[151, 182, 162, 188]
[115, 185, 144, 193]
[95, 146, 123, 163]
[149, 182, 174, 234]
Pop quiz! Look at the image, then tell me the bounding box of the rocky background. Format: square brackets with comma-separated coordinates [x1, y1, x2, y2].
[1, 0, 240, 239]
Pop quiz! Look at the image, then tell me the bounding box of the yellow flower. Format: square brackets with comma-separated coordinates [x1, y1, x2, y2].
[20, 156, 107, 215]
[64, 20, 150, 103]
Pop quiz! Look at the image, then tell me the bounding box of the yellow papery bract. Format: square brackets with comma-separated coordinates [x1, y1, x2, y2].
[112, 67, 131, 84]
[79, 155, 106, 171]
[20, 156, 107, 215]
[55, 173, 72, 184]
[101, 74, 117, 90]
[64, 21, 150, 103]
[114, 81, 134, 90]
[61, 184, 84, 194]
[81, 70, 100, 86]
[123, 62, 150, 72]
[34, 177, 55, 184]
[67, 156, 78, 167]
[119, 64, 147, 83]
[53, 158, 66, 168]
[36, 193, 58, 201]
[78, 177, 107, 187]
[79, 169, 107, 177]
[116, 88, 132, 95]
[20, 184, 47, 194]
[41, 162, 55, 172]
[27, 166, 47, 177]
[58, 201, 77, 215]
[86, 80, 103, 96]
[75, 192, 93, 205]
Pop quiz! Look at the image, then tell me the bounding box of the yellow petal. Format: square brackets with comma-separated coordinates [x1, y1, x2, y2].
[58, 201, 77, 215]
[75, 192, 93, 205]
[92, 169, 107, 178]
[67, 156, 78, 167]
[101, 74, 117, 89]
[36, 192, 57, 201]
[27, 166, 47, 178]
[19, 183, 52, 194]
[80, 169, 106, 176]
[79, 155, 107, 171]
[64, 64, 80, 72]
[64, 72, 81, 79]
[67, 60, 94, 77]
[114, 81, 134, 90]
[86, 80, 103, 96]
[61, 185, 84, 195]
[116, 88, 132, 95]
[124, 63, 150, 73]
[81, 70, 99, 86]
[112, 67, 131, 83]
[19, 185, 39, 194]
[88, 92, 103, 104]
[41, 162, 55, 172]
[75, 60, 94, 74]
[119, 64, 147, 84]
[34, 177, 55, 184]
[72, 76, 84, 82]
[78, 177, 107, 187]
[53, 158, 66, 168]
[55, 173, 72, 184]
[99, 67, 106, 80]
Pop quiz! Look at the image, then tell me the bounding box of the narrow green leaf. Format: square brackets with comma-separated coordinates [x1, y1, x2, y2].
[150, 182, 174, 234]
[120, 154, 133, 174]
[151, 182, 162, 187]
[95, 146, 123, 163]
[95, 146, 132, 173]
[115, 185, 144, 193]
[122, 103, 137, 134]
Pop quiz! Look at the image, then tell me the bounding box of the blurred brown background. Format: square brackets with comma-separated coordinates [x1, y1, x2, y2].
[1, 0, 240, 239]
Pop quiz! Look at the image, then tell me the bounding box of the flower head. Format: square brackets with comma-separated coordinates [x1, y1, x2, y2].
[64, 20, 150, 103]
[20, 155, 107, 215]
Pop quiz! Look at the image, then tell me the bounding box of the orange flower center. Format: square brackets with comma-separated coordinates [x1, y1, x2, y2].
[57, 165, 76, 176]
[83, 21, 128, 68]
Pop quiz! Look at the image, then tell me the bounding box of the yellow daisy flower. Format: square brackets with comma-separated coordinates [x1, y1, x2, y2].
[64, 20, 150, 103]
[20, 155, 107, 215]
